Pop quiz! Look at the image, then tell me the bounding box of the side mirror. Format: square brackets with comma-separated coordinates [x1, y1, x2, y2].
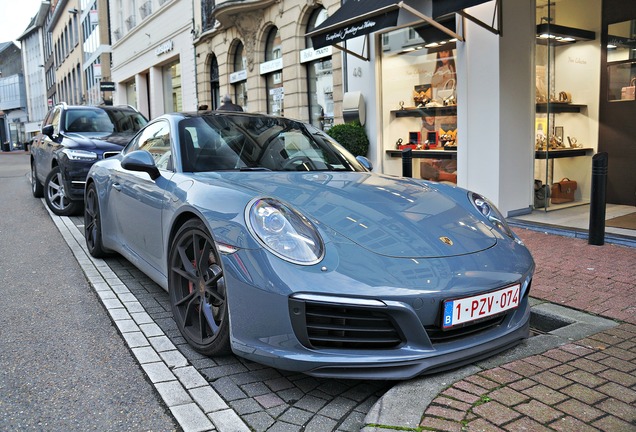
[42, 124, 55, 138]
[121, 150, 161, 180]
[356, 155, 373, 171]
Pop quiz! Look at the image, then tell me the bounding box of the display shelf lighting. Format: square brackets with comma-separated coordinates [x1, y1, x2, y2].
[536, 23, 595, 45]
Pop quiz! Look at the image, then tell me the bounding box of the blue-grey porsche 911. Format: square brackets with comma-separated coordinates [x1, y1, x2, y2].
[84, 111, 534, 380]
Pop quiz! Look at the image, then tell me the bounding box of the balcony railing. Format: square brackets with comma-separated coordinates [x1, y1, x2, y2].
[125, 15, 136, 31]
[140, 1, 152, 19]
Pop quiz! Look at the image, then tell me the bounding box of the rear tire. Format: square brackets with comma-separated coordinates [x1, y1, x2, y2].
[44, 166, 82, 216]
[85, 183, 110, 257]
[31, 160, 44, 198]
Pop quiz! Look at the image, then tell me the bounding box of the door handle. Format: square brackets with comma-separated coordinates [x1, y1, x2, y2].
[112, 183, 122, 191]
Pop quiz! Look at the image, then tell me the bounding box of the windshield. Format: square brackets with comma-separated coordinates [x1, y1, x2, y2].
[179, 114, 366, 173]
[64, 108, 147, 134]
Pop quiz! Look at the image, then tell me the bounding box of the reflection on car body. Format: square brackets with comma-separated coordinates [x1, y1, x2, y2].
[84, 111, 534, 380]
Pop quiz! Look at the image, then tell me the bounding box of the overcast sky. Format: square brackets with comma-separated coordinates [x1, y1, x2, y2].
[0, 0, 48, 45]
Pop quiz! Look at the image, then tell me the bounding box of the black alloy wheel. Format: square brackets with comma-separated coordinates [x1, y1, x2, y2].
[44, 165, 82, 216]
[84, 183, 109, 257]
[31, 160, 43, 198]
[169, 219, 231, 356]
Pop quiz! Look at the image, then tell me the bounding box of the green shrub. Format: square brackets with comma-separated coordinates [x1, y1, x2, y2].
[327, 121, 369, 157]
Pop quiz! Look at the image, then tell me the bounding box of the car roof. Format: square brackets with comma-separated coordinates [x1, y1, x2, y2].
[55, 103, 140, 113]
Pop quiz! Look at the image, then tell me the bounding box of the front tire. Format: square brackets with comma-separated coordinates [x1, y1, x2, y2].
[85, 183, 110, 257]
[44, 165, 82, 216]
[169, 219, 231, 356]
[31, 160, 43, 198]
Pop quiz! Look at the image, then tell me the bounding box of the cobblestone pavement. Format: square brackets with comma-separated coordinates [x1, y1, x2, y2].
[416, 323, 636, 432]
[365, 229, 636, 432]
[52, 204, 635, 432]
[61, 215, 391, 432]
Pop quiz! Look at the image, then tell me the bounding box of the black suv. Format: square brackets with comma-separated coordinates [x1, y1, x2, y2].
[31, 103, 148, 215]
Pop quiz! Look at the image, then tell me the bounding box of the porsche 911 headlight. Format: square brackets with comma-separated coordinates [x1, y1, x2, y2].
[247, 198, 324, 265]
[470, 192, 515, 238]
[61, 149, 98, 161]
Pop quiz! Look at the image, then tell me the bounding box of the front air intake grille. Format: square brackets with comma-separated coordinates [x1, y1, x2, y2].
[289, 299, 404, 350]
[425, 315, 506, 344]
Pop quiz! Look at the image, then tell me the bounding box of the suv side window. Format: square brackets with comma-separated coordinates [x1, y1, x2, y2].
[49, 107, 62, 135]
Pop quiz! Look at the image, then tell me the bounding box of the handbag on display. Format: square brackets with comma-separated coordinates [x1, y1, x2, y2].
[551, 178, 577, 204]
[621, 77, 636, 101]
[437, 79, 456, 105]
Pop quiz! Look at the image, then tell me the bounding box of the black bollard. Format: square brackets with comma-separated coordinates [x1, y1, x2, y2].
[588, 152, 608, 246]
[402, 148, 412, 178]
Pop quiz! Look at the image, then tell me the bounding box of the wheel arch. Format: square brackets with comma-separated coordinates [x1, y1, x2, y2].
[167, 211, 204, 253]
[85, 176, 96, 200]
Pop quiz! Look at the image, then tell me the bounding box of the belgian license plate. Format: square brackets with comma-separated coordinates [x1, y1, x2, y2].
[442, 284, 521, 329]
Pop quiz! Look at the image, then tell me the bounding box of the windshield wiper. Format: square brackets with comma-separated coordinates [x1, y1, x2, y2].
[238, 167, 271, 171]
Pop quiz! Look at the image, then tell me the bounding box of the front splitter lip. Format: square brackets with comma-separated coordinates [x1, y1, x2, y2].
[230, 301, 531, 380]
[305, 320, 530, 380]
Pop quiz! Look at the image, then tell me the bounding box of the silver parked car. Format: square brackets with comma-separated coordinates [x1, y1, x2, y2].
[84, 111, 534, 379]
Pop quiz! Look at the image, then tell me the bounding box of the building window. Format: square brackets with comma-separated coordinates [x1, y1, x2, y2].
[231, 42, 247, 110]
[163, 61, 182, 113]
[210, 54, 220, 110]
[305, 8, 333, 130]
[126, 80, 137, 107]
[264, 27, 283, 116]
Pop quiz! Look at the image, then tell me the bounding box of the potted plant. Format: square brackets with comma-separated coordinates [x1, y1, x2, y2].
[327, 121, 369, 157]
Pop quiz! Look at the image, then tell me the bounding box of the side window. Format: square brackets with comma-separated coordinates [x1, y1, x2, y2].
[50, 107, 62, 134]
[126, 121, 172, 170]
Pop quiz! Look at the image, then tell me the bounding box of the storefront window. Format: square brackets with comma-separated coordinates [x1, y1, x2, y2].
[305, 8, 333, 130]
[381, 26, 458, 183]
[607, 19, 636, 101]
[264, 27, 283, 116]
[533, 0, 599, 211]
[231, 42, 248, 110]
[126, 80, 137, 107]
[163, 61, 182, 113]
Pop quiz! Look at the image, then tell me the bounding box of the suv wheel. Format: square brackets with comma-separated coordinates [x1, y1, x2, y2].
[44, 166, 82, 216]
[31, 160, 44, 198]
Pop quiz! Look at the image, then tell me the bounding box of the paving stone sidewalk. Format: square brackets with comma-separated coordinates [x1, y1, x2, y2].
[366, 229, 636, 432]
[416, 324, 636, 431]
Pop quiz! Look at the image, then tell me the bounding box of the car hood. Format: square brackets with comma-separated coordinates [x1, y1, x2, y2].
[63, 132, 134, 148]
[205, 171, 498, 258]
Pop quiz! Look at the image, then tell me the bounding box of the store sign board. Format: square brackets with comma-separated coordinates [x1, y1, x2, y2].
[310, 8, 399, 50]
[300, 46, 332, 64]
[100, 81, 116, 92]
[155, 40, 174, 56]
[230, 69, 247, 83]
[259, 58, 283, 75]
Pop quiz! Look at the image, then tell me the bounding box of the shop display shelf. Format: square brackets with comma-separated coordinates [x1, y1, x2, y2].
[535, 103, 586, 113]
[391, 106, 457, 117]
[535, 148, 594, 159]
[386, 149, 457, 159]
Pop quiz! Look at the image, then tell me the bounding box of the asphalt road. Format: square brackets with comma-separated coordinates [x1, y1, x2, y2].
[0, 152, 178, 431]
